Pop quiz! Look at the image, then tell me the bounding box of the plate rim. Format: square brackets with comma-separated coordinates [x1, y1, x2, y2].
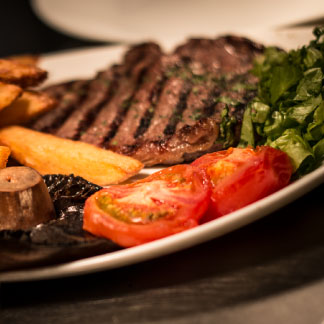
[1, 163, 324, 282]
[2, 42, 324, 282]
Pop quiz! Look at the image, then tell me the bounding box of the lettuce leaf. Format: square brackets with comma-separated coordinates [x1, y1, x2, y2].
[240, 27, 324, 176]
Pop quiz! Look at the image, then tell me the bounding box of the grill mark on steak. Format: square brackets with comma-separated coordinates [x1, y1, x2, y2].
[29, 80, 90, 133]
[42, 80, 77, 99]
[132, 55, 185, 140]
[177, 85, 210, 128]
[79, 69, 132, 146]
[76, 70, 120, 139]
[109, 59, 165, 147]
[138, 77, 186, 141]
[134, 75, 166, 139]
[163, 83, 192, 136]
[102, 65, 152, 146]
[55, 72, 115, 140]
[109, 54, 186, 147]
[80, 43, 163, 147]
[175, 81, 221, 131]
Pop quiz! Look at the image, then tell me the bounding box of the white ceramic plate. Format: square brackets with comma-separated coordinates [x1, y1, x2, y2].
[1, 31, 324, 282]
[2, 165, 324, 282]
[31, 0, 324, 46]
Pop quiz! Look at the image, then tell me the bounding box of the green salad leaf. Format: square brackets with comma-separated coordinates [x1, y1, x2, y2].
[219, 107, 237, 147]
[294, 67, 322, 101]
[240, 27, 324, 175]
[270, 64, 301, 104]
[239, 104, 254, 147]
[313, 138, 324, 163]
[268, 128, 315, 173]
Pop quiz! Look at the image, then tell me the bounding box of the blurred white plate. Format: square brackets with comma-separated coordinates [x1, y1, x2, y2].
[38, 26, 319, 87]
[1, 28, 324, 282]
[31, 0, 324, 46]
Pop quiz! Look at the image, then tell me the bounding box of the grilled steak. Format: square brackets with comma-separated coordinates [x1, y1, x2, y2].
[29, 36, 264, 166]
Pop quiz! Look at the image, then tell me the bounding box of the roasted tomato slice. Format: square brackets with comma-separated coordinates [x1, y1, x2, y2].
[192, 146, 293, 222]
[83, 165, 211, 247]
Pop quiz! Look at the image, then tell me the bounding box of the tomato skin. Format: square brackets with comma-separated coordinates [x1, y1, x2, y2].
[83, 165, 211, 247]
[192, 146, 293, 222]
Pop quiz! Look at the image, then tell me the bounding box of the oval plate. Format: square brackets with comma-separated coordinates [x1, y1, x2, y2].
[1, 31, 323, 282]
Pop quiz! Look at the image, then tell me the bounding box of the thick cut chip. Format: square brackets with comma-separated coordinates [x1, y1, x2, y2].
[0, 59, 47, 87]
[0, 90, 56, 127]
[0, 146, 10, 169]
[0, 126, 143, 186]
[0, 82, 22, 111]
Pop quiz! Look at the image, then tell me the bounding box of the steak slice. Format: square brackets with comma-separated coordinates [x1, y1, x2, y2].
[108, 55, 179, 147]
[31, 80, 90, 134]
[30, 35, 264, 166]
[115, 36, 263, 165]
[174, 35, 263, 74]
[118, 72, 259, 165]
[78, 43, 163, 146]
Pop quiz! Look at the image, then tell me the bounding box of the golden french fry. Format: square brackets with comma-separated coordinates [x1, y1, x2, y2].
[0, 59, 47, 87]
[0, 90, 56, 127]
[0, 126, 143, 186]
[0, 82, 22, 111]
[0, 146, 10, 169]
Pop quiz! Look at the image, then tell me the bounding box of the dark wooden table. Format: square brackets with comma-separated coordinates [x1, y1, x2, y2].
[1, 2, 324, 323]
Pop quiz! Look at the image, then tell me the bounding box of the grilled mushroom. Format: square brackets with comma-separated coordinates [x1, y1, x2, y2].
[0, 166, 55, 230]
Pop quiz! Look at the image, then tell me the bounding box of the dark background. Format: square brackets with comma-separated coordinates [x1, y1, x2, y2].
[1, 1, 324, 323]
[0, 1, 107, 57]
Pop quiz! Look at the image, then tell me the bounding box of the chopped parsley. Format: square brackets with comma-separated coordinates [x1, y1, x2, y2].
[219, 107, 237, 147]
[189, 109, 203, 121]
[214, 96, 243, 106]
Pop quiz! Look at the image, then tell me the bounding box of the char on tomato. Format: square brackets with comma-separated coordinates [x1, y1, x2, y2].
[192, 146, 293, 222]
[83, 164, 211, 247]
